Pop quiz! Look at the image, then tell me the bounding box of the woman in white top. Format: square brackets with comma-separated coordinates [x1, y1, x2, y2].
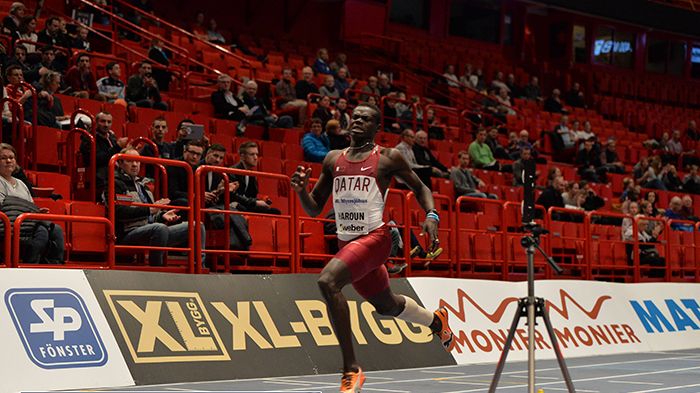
[0, 143, 64, 263]
[17, 16, 38, 53]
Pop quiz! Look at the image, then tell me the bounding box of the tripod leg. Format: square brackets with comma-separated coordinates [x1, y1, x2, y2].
[489, 299, 526, 393]
[540, 305, 576, 393]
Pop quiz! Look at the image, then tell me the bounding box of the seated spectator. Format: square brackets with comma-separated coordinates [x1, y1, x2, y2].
[25, 71, 69, 128]
[170, 119, 208, 159]
[665, 196, 694, 231]
[167, 140, 204, 205]
[295, 66, 319, 101]
[378, 73, 394, 96]
[230, 141, 281, 215]
[459, 63, 473, 86]
[381, 93, 401, 133]
[361, 76, 380, 102]
[7, 44, 30, 73]
[16, 16, 38, 52]
[24, 45, 58, 84]
[663, 164, 683, 191]
[312, 95, 333, 128]
[505, 132, 521, 160]
[239, 80, 293, 130]
[506, 73, 522, 98]
[201, 144, 251, 250]
[5, 65, 32, 105]
[312, 48, 332, 75]
[97, 62, 125, 103]
[491, 71, 508, 92]
[0, 142, 64, 263]
[394, 129, 434, 188]
[473, 68, 486, 90]
[564, 82, 586, 108]
[413, 130, 449, 178]
[65, 53, 103, 100]
[211, 74, 245, 121]
[578, 180, 605, 211]
[148, 37, 171, 91]
[81, 111, 128, 196]
[330, 52, 350, 76]
[544, 88, 566, 113]
[554, 115, 577, 149]
[496, 87, 516, 116]
[619, 177, 639, 203]
[644, 191, 662, 216]
[523, 76, 542, 101]
[110, 147, 204, 266]
[334, 97, 351, 131]
[681, 195, 698, 221]
[683, 165, 700, 194]
[600, 138, 625, 174]
[72, 26, 91, 51]
[685, 120, 698, 141]
[2, 2, 25, 37]
[37, 17, 68, 49]
[576, 137, 606, 183]
[422, 107, 445, 140]
[640, 156, 667, 190]
[547, 166, 562, 186]
[274, 68, 307, 124]
[519, 129, 543, 162]
[633, 157, 650, 182]
[561, 181, 580, 207]
[485, 127, 508, 159]
[482, 88, 507, 123]
[126, 61, 168, 110]
[666, 129, 698, 168]
[451, 151, 497, 200]
[191, 11, 207, 40]
[319, 75, 340, 98]
[575, 120, 596, 144]
[468, 128, 501, 171]
[334, 67, 354, 97]
[622, 201, 665, 271]
[326, 119, 349, 150]
[443, 65, 459, 87]
[536, 175, 566, 210]
[512, 146, 536, 186]
[302, 118, 330, 163]
[141, 116, 173, 177]
[207, 18, 226, 44]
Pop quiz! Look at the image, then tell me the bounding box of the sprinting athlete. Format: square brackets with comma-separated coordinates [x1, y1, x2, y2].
[291, 104, 454, 393]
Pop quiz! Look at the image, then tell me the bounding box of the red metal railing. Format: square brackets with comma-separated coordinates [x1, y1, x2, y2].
[547, 207, 588, 280]
[405, 192, 454, 277]
[129, 136, 168, 199]
[194, 165, 295, 274]
[0, 211, 11, 267]
[12, 82, 37, 168]
[108, 154, 196, 273]
[0, 97, 26, 165]
[65, 127, 96, 201]
[455, 196, 507, 279]
[12, 213, 114, 268]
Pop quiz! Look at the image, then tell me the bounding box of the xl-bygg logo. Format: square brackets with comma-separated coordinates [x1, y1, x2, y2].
[4, 288, 108, 369]
[103, 290, 229, 363]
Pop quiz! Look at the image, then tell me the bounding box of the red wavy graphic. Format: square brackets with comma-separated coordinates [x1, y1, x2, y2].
[439, 288, 611, 323]
[545, 289, 611, 320]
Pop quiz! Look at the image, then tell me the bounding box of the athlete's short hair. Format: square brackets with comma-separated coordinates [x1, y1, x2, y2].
[354, 104, 381, 124]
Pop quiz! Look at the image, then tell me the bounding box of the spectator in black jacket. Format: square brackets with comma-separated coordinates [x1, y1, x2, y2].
[229, 141, 281, 215]
[536, 175, 566, 210]
[80, 111, 128, 197]
[295, 66, 318, 101]
[413, 130, 449, 178]
[564, 82, 586, 108]
[126, 61, 167, 110]
[37, 17, 68, 48]
[167, 139, 204, 206]
[211, 74, 244, 121]
[25, 71, 69, 128]
[2, 2, 26, 37]
[544, 88, 566, 114]
[576, 137, 606, 183]
[239, 80, 293, 129]
[140, 116, 173, 178]
[148, 37, 171, 91]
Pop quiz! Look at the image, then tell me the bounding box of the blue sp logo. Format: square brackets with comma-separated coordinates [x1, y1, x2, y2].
[4, 288, 108, 369]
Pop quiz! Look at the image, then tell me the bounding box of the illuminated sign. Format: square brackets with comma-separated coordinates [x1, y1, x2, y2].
[594, 39, 633, 56]
[691, 47, 700, 64]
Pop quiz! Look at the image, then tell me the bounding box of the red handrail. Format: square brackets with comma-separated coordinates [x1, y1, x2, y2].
[70, 108, 96, 133]
[109, 0, 254, 77]
[12, 213, 115, 268]
[108, 154, 196, 273]
[65, 127, 96, 201]
[13, 82, 37, 168]
[0, 211, 11, 267]
[0, 97, 27, 166]
[194, 165, 296, 274]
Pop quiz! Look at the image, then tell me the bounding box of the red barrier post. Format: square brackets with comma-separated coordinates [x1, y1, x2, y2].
[0, 211, 11, 267]
[108, 154, 195, 273]
[129, 137, 168, 199]
[65, 127, 96, 201]
[12, 213, 115, 268]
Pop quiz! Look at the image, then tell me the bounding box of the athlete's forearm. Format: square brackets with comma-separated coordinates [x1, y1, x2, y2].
[414, 183, 435, 213]
[297, 189, 323, 217]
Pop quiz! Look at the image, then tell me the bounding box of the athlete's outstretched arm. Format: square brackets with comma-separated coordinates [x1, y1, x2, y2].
[291, 151, 337, 217]
[388, 149, 439, 249]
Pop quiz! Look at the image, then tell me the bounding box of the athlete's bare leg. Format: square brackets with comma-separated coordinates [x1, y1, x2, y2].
[367, 287, 406, 316]
[317, 258, 358, 373]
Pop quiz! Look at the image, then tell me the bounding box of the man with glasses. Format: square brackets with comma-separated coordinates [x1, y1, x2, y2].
[167, 139, 205, 207]
[230, 141, 281, 215]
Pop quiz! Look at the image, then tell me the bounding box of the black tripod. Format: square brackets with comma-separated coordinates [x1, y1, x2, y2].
[488, 226, 576, 393]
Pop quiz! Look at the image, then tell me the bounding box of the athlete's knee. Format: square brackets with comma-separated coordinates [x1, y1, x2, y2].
[317, 273, 343, 296]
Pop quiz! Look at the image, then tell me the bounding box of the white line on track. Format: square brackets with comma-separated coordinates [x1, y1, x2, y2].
[422, 370, 468, 375]
[609, 380, 664, 386]
[628, 383, 700, 393]
[360, 387, 411, 393]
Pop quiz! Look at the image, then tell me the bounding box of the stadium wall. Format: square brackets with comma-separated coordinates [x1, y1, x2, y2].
[1, 269, 699, 392]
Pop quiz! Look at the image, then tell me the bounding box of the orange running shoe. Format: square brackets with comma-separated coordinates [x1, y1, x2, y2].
[340, 368, 366, 393]
[433, 307, 455, 352]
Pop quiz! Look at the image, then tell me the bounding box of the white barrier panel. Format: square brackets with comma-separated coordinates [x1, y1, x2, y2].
[0, 269, 135, 393]
[408, 278, 700, 365]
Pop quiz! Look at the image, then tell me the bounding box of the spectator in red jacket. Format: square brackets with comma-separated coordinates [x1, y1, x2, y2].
[65, 53, 104, 100]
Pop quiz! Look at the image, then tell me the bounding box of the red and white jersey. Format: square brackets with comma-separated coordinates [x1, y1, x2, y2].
[332, 146, 387, 241]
